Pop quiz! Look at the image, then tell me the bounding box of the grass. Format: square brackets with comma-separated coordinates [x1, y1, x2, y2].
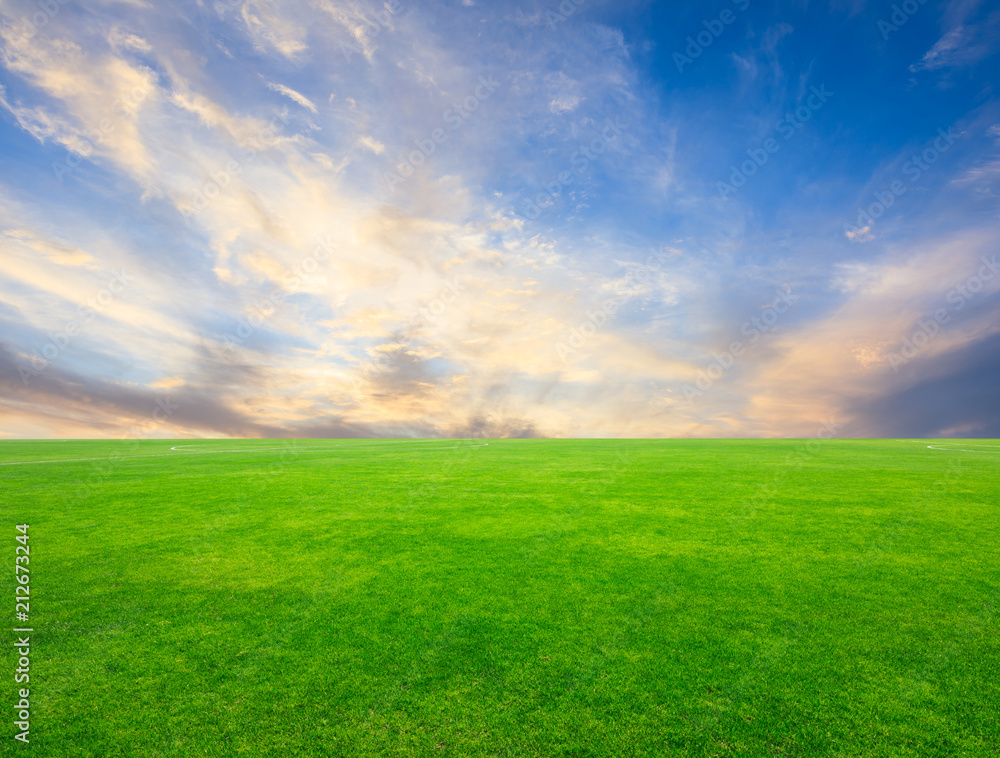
[1, 438, 998, 756]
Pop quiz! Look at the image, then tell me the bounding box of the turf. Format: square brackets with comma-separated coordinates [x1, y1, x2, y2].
[1, 438, 998, 757]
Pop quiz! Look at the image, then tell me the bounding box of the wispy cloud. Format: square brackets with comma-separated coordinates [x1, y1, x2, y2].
[265, 80, 318, 113]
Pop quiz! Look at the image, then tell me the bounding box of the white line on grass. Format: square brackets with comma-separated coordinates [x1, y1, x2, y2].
[926, 444, 1000, 454]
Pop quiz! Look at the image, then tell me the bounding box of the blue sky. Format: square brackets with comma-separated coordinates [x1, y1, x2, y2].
[0, 0, 998, 438]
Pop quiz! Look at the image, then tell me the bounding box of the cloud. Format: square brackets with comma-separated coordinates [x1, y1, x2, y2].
[549, 94, 582, 113]
[844, 225, 874, 243]
[0, 0, 996, 439]
[741, 231, 1000, 436]
[358, 135, 385, 154]
[107, 26, 152, 53]
[910, 20, 996, 72]
[0, 17, 160, 186]
[237, 0, 308, 59]
[842, 332, 1000, 437]
[265, 81, 318, 113]
[911, 26, 968, 71]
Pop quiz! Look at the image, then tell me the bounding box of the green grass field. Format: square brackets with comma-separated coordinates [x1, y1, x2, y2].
[2, 438, 998, 757]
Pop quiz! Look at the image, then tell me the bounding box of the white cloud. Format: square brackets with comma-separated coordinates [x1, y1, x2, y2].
[238, 0, 308, 59]
[549, 94, 581, 113]
[107, 26, 152, 53]
[911, 26, 967, 71]
[266, 80, 318, 113]
[910, 22, 993, 72]
[358, 135, 385, 154]
[844, 225, 874, 243]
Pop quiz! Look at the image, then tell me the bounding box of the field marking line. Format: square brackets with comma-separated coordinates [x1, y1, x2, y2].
[0, 441, 488, 466]
[897, 440, 1000, 448]
[926, 444, 1000, 454]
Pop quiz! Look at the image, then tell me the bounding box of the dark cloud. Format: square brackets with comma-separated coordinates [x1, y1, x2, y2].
[0, 340, 534, 439]
[0, 341, 279, 436]
[447, 414, 541, 439]
[290, 420, 431, 438]
[0, 342, 379, 438]
[843, 332, 1000, 438]
[366, 338, 440, 402]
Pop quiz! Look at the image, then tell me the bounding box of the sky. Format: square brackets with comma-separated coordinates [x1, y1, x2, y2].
[0, 0, 998, 440]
